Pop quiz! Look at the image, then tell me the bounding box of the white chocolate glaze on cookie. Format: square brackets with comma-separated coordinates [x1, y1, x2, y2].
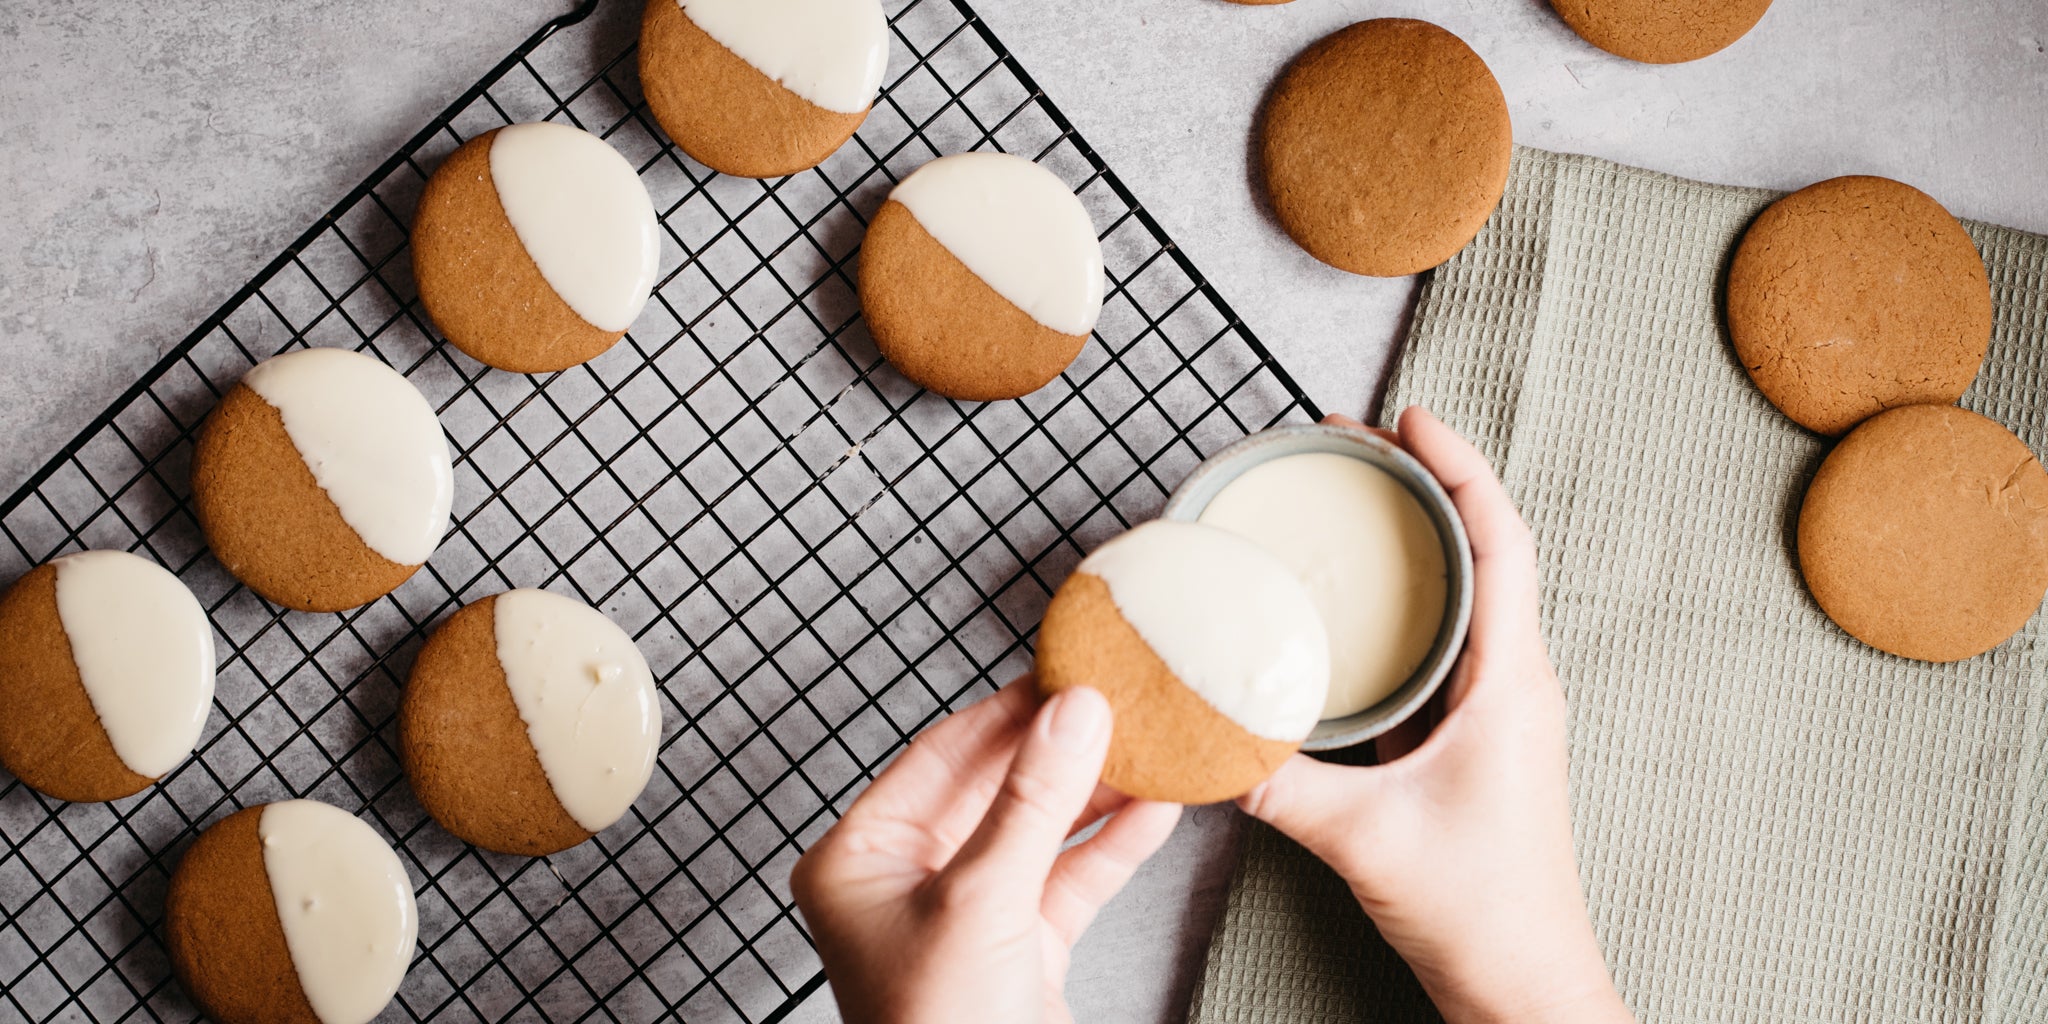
[242, 348, 453, 567]
[888, 152, 1105, 337]
[488, 122, 662, 334]
[1078, 520, 1328, 741]
[492, 589, 660, 833]
[52, 550, 215, 778]
[681, 0, 889, 115]
[1199, 453, 1447, 719]
[258, 800, 418, 1024]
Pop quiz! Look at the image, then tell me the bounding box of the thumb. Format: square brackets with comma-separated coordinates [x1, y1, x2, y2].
[1237, 754, 1399, 881]
[938, 687, 1113, 893]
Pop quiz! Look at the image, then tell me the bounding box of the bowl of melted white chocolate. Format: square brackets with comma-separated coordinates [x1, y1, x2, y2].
[1163, 423, 1474, 750]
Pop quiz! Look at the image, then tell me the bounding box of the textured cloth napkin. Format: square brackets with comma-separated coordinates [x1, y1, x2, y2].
[1188, 148, 2048, 1024]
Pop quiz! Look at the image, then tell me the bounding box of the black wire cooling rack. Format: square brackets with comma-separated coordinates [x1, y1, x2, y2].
[0, 1, 1319, 1020]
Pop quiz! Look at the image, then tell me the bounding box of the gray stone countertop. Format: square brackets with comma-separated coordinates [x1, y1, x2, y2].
[4, 1, 2045, 1021]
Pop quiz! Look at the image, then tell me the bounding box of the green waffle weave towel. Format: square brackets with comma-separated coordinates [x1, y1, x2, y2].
[1187, 148, 2048, 1024]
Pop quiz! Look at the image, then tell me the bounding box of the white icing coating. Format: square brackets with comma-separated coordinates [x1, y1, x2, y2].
[487, 122, 661, 334]
[1198, 453, 1449, 720]
[258, 800, 418, 1024]
[242, 348, 454, 567]
[492, 589, 660, 833]
[1078, 520, 1328, 742]
[51, 551, 215, 778]
[888, 152, 1105, 336]
[680, 0, 889, 115]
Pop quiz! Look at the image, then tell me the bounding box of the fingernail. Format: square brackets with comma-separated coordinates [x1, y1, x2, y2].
[1045, 687, 1110, 750]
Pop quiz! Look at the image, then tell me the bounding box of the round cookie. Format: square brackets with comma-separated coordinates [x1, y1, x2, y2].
[1729, 176, 1992, 437]
[1036, 520, 1329, 804]
[400, 589, 661, 856]
[640, 0, 888, 178]
[192, 347, 454, 613]
[1550, 0, 1773, 64]
[1798, 405, 2048, 662]
[0, 551, 214, 802]
[859, 152, 1104, 401]
[1259, 19, 1512, 278]
[413, 122, 661, 373]
[166, 800, 417, 1024]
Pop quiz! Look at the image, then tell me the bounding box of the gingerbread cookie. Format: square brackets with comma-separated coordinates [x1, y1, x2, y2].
[401, 589, 661, 856]
[1036, 520, 1329, 804]
[859, 152, 1104, 401]
[166, 800, 417, 1024]
[640, 0, 888, 178]
[1550, 0, 1773, 64]
[1259, 19, 1512, 278]
[0, 551, 214, 802]
[1729, 175, 1992, 437]
[1798, 405, 2048, 663]
[413, 122, 661, 373]
[191, 348, 454, 613]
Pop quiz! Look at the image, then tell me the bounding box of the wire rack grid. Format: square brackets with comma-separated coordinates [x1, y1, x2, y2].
[0, 1, 1319, 1021]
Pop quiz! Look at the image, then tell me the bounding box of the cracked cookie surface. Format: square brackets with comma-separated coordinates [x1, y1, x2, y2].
[1728, 175, 1992, 437]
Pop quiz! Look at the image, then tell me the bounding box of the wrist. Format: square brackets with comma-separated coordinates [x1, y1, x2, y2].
[1418, 944, 1631, 1024]
[1370, 896, 1627, 1024]
[1429, 982, 1631, 1024]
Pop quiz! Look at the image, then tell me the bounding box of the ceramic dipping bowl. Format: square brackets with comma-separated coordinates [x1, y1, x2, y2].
[1161, 423, 1475, 751]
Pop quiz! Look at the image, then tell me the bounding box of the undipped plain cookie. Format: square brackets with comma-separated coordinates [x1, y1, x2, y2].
[1729, 175, 1992, 437]
[1550, 0, 1774, 64]
[1798, 405, 2048, 663]
[1259, 19, 1512, 278]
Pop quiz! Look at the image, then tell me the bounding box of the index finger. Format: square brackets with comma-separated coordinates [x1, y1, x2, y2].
[1396, 406, 1542, 659]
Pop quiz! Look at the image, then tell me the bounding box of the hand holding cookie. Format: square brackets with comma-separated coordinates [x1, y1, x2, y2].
[791, 679, 1181, 1024]
[1239, 408, 1634, 1024]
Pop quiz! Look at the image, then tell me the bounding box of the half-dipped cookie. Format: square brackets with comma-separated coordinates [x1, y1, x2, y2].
[0, 551, 214, 802]
[166, 800, 418, 1024]
[413, 122, 662, 372]
[1036, 520, 1330, 804]
[640, 0, 889, 178]
[400, 589, 661, 856]
[192, 348, 454, 613]
[860, 151, 1105, 401]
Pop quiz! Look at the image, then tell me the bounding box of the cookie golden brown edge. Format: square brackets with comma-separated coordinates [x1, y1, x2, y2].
[1259, 19, 1513, 278]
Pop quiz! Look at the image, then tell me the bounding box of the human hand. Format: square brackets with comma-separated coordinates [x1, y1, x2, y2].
[1239, 407, 1632, 1024]
[791, 679, 1182, 1024]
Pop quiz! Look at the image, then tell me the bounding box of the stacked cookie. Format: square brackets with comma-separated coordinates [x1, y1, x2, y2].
[1722, 176, 2044, 662]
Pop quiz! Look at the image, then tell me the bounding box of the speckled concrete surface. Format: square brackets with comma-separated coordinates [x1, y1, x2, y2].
[4, 0, 2046, 1021]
